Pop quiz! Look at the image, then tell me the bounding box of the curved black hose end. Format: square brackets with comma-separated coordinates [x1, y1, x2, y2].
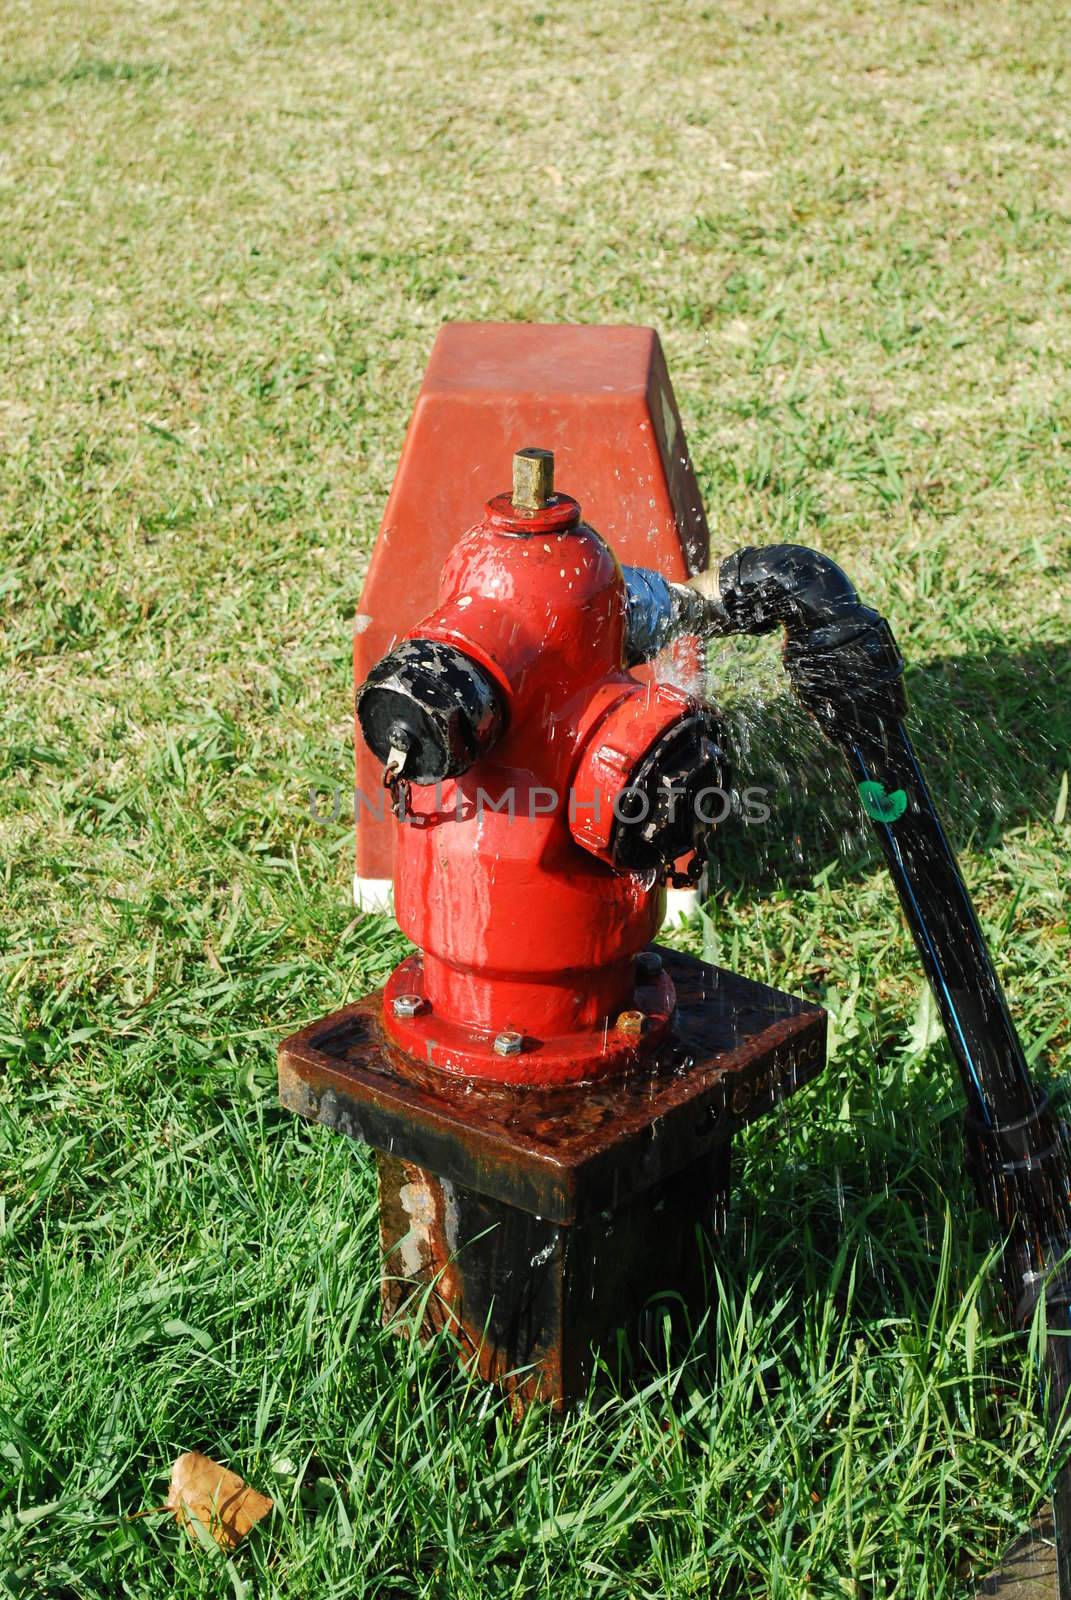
[714, 544, 908, 743]
[717, 544, 862, 634]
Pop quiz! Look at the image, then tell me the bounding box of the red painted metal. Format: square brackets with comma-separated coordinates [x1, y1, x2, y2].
[383, 479, 709, 1086]
[569, 680, 699, 863]
[354, 324, 710, 885]
[383, 955, 677, 1086]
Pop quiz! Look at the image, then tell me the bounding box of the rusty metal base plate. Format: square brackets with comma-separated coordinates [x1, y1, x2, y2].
[278, 946, 825, 1410]
[278, 947, 826, 1226]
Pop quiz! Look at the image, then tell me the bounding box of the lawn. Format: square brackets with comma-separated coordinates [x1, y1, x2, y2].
[1, 0, 1069, 1594]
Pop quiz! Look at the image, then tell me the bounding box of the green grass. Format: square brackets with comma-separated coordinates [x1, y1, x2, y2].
[1, 0, 1069, 1594]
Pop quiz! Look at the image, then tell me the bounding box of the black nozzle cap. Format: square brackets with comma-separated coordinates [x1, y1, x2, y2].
[356, 638, 506, 785]
[611, 707, 730, 874]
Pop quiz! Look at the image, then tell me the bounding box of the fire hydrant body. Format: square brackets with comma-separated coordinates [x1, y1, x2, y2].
[365, 455, 723, 1085]
[280, 394, 826, 1413]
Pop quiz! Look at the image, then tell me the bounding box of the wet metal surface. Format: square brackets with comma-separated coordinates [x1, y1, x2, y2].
[376, 1144, 732, 1411]
[279, 945, 825, 1412]
[278, 946, 826, 1225]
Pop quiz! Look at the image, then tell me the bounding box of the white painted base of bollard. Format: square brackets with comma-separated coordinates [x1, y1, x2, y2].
[353, 875, 701, 928]
[663, 885, 700, 926]
[353, 875, 395, 915]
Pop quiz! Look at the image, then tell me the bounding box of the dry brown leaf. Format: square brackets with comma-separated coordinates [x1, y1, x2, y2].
[166, 1451, 273, 1551]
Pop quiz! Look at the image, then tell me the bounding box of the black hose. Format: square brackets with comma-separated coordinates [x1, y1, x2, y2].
[690, 544, 1071, 1590]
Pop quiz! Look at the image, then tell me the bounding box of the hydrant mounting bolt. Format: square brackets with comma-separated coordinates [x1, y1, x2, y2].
[493, 1030, 525, 1058]
[392, 993, 425, 1018]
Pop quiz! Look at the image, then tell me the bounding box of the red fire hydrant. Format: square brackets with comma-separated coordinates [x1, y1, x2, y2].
[280, 426, 825, 1413]
[359, 448, 725, 1086]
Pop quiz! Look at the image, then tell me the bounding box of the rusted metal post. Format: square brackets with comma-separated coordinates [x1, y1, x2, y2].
[279, 946, 825, 1412]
